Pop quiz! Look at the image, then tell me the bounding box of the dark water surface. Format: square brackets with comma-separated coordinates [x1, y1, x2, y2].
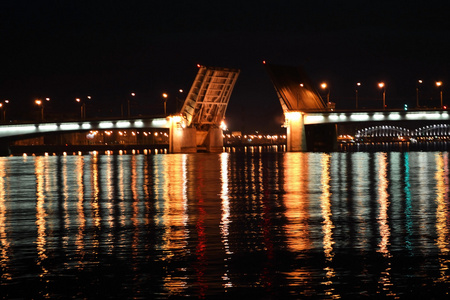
[1, 152, 450, 299]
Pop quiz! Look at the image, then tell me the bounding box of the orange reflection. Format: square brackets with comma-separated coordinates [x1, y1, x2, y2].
[283, 153, 311, 252]
[104, 155, 114, 254]
[35, 157, 48, 276]
[220, 153, 233, 289]
[158, 154, 189, 296]
[283, 153, 312, 290]
[319, 154, 339, 299]
[320, 154, 334, 261]
[375, 153, 395, 298]
[435, 153, 450, 283]
[75, 156, 86, 269]
[377, 153, 390, 257]
[0, 158, 11, 281]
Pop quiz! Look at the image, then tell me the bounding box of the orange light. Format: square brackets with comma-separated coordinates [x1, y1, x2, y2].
[35, 99, 42, 105]
[321, 83, 327, 89]
[436, 81, 443, 87]
[162, 93, 168, 98]
[378, 82, 385, 88]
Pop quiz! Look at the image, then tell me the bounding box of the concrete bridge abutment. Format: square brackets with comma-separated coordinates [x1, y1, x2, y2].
[168, 116, 223, 153]
[285, 111, 337, 152]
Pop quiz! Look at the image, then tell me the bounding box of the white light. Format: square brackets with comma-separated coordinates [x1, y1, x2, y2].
[151, 118, 169, 127]
[82, 123, 92, 129]
[99, 121, 114, 128]
[388, 113, 401, 120]
[116, 121, 131, 128]
[350, 113, 370, 121]
[60, 123, 81, 130]
[134, 120, 144, 127]
[304, 114, 323, 124]
[373, 113, 385, 120]
[38, 124, 58, 130]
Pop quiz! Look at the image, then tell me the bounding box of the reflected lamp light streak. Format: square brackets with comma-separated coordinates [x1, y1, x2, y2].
[320, 154, 334, 261]
[376, 153, 391, 257]
[435, 153, 450, 259]
[0, 159, 11, 279]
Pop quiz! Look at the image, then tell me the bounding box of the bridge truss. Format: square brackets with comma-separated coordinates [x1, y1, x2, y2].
[180, 66, 240, 130]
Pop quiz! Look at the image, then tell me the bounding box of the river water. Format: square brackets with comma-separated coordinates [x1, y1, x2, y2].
[0, 150, 450, 299]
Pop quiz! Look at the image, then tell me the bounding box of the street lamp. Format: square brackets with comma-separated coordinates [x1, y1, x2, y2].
[35, 97, 50, 121]
[378, 82, 386, 110]
[128, 92, 136, 118]
[436, 81, 443, 108]
[0, 100, 9, 122]
[76, 96, 92, 119]
[176, 89, 184, 112]
[355, 82, 361, 109]
[162, 93, 168, 116]
[416, 80, 423, 108]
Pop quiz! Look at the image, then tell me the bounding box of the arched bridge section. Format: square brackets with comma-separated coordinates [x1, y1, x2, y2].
[356, 126, 411, 138]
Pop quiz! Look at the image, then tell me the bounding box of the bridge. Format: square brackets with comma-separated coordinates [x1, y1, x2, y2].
[0, 65, 240, 155]
[265, 63, 450, 151]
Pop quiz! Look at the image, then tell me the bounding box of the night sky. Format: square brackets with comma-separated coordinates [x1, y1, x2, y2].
[1, 1, 449, 132]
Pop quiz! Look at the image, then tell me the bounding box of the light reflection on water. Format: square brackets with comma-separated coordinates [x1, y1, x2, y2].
[0, 152, 450, 298]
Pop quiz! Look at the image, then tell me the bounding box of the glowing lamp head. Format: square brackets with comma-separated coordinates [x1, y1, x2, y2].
[436, 81, 443, 87]
[162, 93, 168, 98]
[378, 82, 385, 89]
[321, 83, 327, 89]
[131, 92, 136, 96]
[76, 98, 81, 102]
[357, 82, 361, 86]
[35, 99, 42, 105]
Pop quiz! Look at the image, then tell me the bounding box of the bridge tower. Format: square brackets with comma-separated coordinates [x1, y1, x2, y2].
[264, 63, 337, 151]
[169, 65, 240, 153]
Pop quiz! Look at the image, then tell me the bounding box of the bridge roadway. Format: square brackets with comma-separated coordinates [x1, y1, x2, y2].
[293, 109, 450, 125]
[0, 117, 169, 139]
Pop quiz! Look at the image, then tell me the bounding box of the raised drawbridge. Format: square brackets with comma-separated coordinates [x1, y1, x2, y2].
[169, 65, 240, 153]
[264, 62, 336, 151]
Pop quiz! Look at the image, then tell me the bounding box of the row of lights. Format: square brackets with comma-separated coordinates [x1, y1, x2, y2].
[31, 90, 185, 121]
[312, 80, 444, 110]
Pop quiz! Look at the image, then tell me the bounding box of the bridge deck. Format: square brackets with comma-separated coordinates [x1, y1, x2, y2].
[0, 118, 168, 139]
[300, 110, 450, 125]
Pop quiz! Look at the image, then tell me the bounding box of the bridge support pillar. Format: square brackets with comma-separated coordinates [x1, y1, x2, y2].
[285, 112, 307, 151]
[169, 116, 197, 153]
[204, 127, 223, 153]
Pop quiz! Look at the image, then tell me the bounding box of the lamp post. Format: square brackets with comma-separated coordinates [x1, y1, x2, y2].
[320, 82, 331, 110]
[35, 97, 50, 121]
[128, 92, 136, 118]
[76, 96, 91, 119]
[0, 100, 9, 122]
[436, 81, 443, 108]
[356, 82, 361, 109]
[378, 82, 386, 110]
[416, 80, 423, 108]
[162, 93, 168, 116]
[298, 83, 304, 108]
